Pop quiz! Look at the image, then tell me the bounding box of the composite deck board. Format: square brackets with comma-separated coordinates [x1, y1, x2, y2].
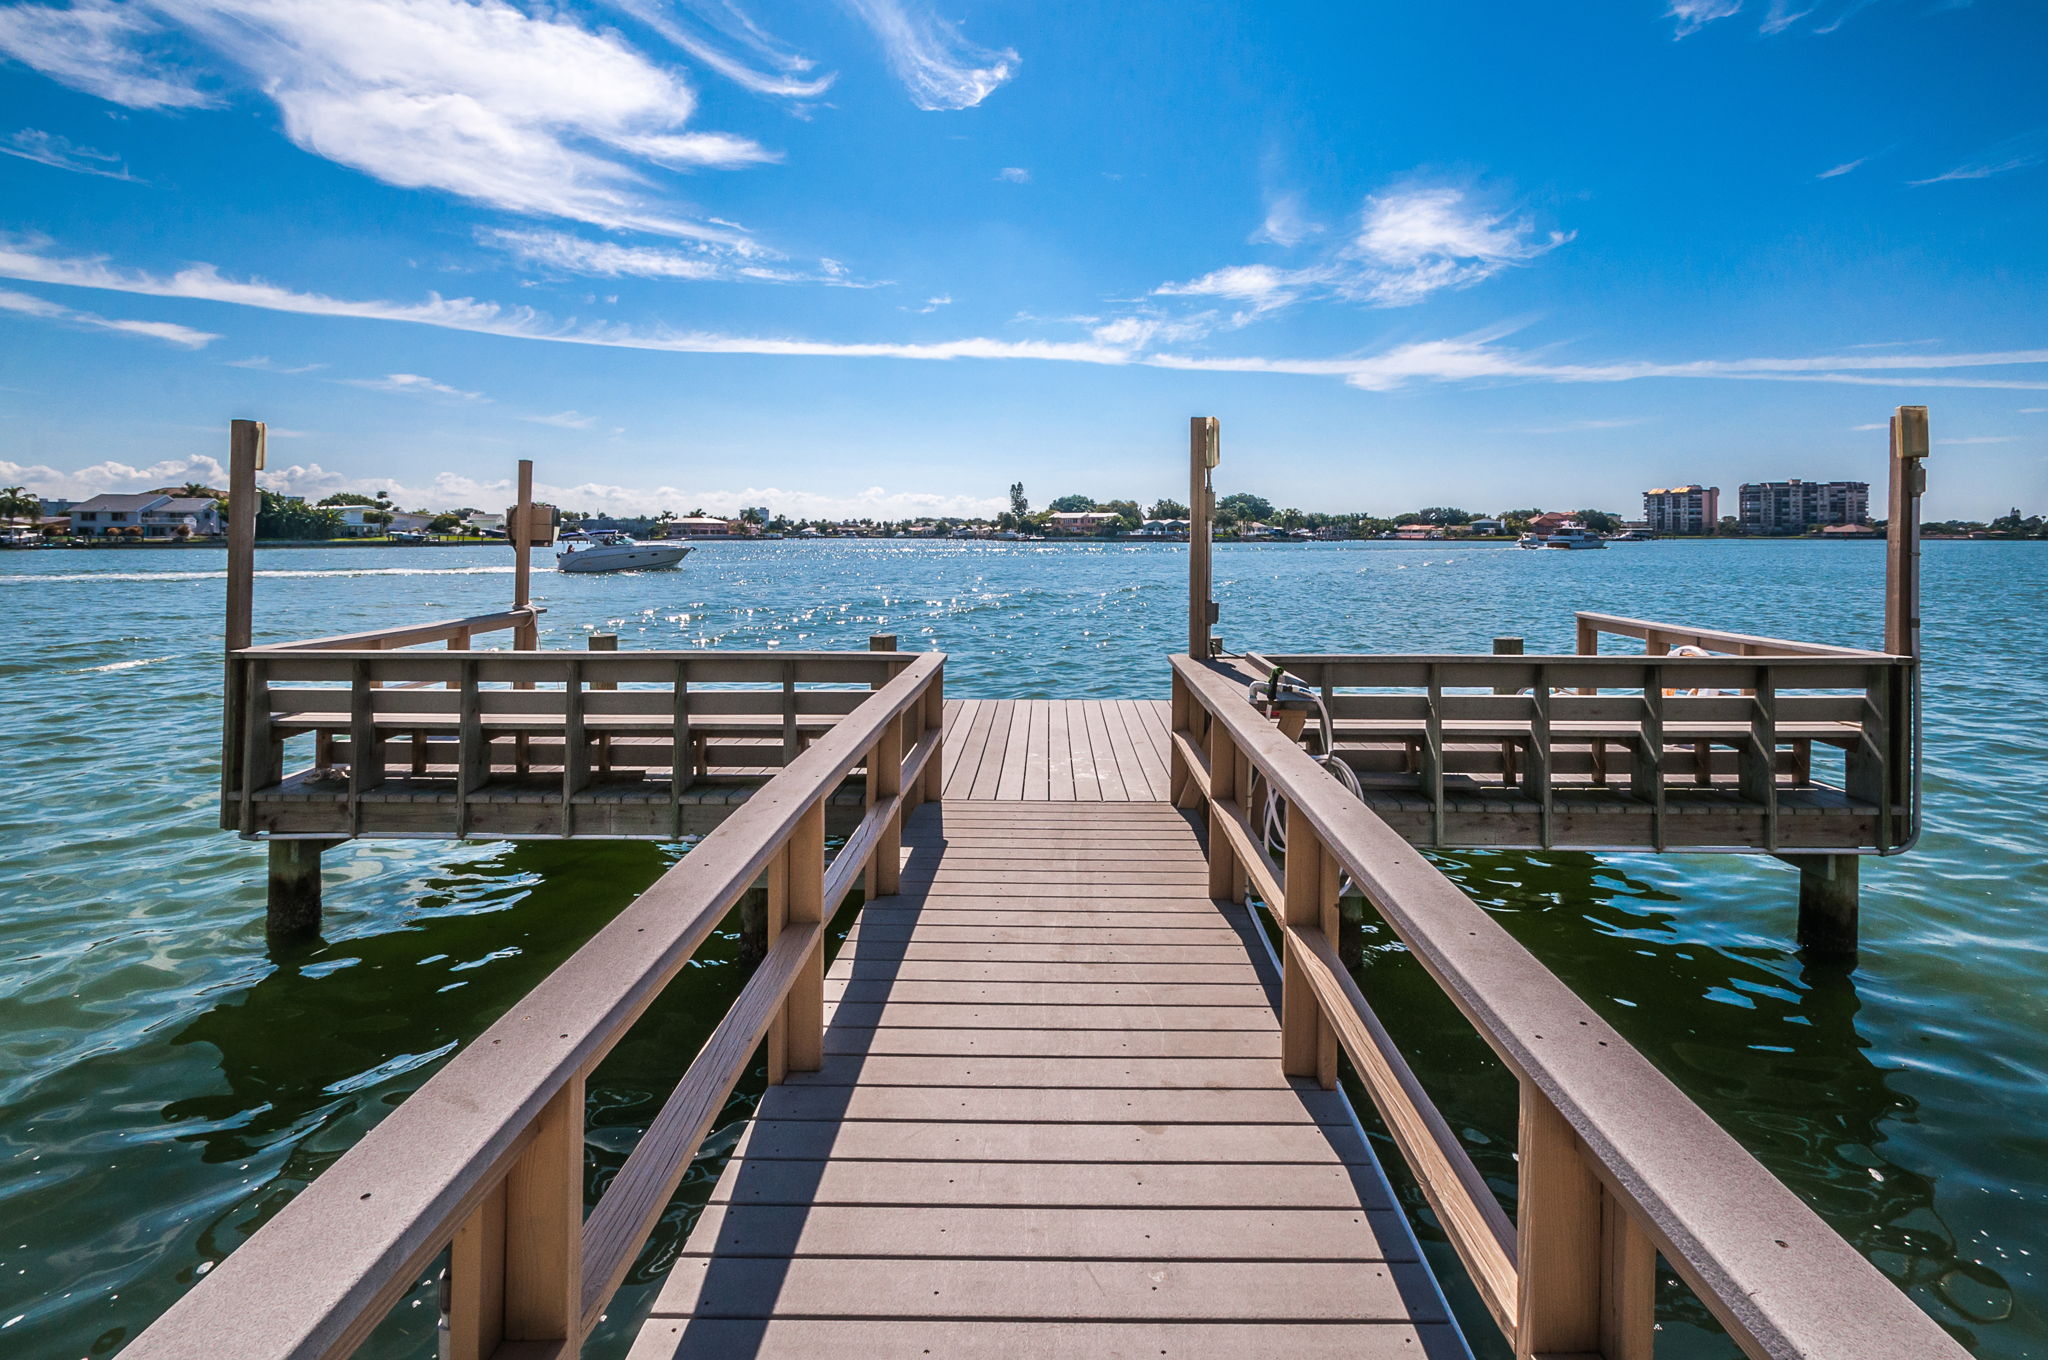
[633, 799, 1462, 1360]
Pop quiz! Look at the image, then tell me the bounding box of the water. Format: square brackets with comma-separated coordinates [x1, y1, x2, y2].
[0, 539, 2042, 1358]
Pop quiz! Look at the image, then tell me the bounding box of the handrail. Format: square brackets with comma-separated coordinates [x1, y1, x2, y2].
[1170, 654, 1963, 1360]
[136, 650, 945, 1360]
[254, 609, 541, 652]
[1575, 610, 1897, 659]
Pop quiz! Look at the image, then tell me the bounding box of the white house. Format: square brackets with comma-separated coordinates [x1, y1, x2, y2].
[332, 506, 392, 536]
[68, 493, 225, 539]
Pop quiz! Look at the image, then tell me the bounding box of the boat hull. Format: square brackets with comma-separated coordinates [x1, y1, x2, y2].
[556, 544, 692, 573]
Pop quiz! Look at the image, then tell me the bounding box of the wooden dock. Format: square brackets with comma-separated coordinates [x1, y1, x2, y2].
[630, 798, 1461, 1358]
[125, 411, 1961, 1360]
[939, 699, 1172, 801]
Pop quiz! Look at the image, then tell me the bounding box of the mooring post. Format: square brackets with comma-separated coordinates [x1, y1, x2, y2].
[738, 874, 768, 966]
[1188, 417, 1218, 658]
[1790, 854, 1860, 957]
[512, 459, 537, 651]
[267, 838, 339, 939]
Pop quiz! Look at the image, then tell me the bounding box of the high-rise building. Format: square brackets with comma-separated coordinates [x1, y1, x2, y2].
[1737, 481, 1870, 534]
[1641, 485, 1720, 536]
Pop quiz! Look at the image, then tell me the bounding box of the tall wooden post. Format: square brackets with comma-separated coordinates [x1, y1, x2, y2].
[226, 420, 262, 652]
[512, 459, 537, 652]
[1188, 417, 1218, 658]
[1885, 406, 1928, 659]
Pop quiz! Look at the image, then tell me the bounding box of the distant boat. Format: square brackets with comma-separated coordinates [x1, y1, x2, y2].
[1608, 529, 1655, 542]
[555, 530, 692, 573]
[1520, 522, 1608, 550]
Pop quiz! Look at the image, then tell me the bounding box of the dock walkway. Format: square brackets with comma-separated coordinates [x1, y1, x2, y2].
[630, 798, 1464, 1359]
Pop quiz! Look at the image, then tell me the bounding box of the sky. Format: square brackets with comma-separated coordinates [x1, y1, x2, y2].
[0, 0, 2044, 521]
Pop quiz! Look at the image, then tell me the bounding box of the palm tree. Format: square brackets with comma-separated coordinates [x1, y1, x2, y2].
[0, 486, 39, 522]
[177, 481, 214, 498]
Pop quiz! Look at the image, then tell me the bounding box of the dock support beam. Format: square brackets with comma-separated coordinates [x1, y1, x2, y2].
[1786, 854, 1859, 958]
[267, 838, 339, 938]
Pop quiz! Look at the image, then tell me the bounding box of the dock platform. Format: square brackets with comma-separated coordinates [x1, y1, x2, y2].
[630, 799, 1462, 1359]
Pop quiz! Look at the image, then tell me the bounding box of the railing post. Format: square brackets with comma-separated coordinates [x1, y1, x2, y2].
[501, 1074, 585, 1351]
[1514, 1083, 1654, 1359]
[768, 801, 827, 1083]
[921, 663, 945, 806]
[872, 717, 904, 899]
[1280, 802, 1335, 1087]
[1204, 711, 1240, 904]
[1168, 671, 1192, 806]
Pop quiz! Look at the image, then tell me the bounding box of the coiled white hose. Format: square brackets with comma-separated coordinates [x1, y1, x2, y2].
[1249, 667, 1363, 897]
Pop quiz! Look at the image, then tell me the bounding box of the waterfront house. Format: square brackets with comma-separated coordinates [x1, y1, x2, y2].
[68, 492, 225, 539]
[1047, 509, 1119, 534]
[463, 512, 507, 536]
[1139, 518, 1190, 537]
[658, 516, 747, 539]
[332, 506, 390, 536]
[1466, 517, 1505, 535]
[1393, 522, 1443, 540]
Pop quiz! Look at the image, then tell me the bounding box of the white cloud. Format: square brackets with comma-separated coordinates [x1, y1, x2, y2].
[905, 295, 951, 313]
[841, 0, 1016, 110]
[0, 128, 138, 180]
[1249, 193, 1321, 248]
[0, 285, 218, 347]
[1668, 0, 1744, 37]
[0, 0, 215, 108]
[2, 0, 773, 242]
[0, 453, 237, 501]
[601, 0, 833, 99]
[1910, 130, 2048, 186]
[1851, 422, 1888, 430]
[1508, 418, 1652, 434]
[1158, 186, 1567, 313]
[1941, 435, 2019, 445]
[1818, 157, 1866, 179]
[520, 410, 598, 429]
[2022, 408, 2046, 414]
[227, 355, 326, 373]
[481, 227, 869, 286]
[995, 166, 1029, 184]
[343, 372, 484, 400]
[8, 235, 2048, 395]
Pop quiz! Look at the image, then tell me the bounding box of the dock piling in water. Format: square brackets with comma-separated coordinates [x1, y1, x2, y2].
[265, 837, 335, 938]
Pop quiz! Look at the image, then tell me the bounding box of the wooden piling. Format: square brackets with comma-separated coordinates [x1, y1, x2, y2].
[267, 837, 337, 938]
[1885, 406, 1928, 660]
[1188, 417, 1217, 658]
[512, 459, 537, 652]
[1790, 854, 1860, 958]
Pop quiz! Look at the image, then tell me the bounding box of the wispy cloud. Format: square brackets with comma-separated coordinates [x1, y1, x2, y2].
[1506, 418, 1653, 434]
[995, 166, 1030, 184]
[0, 127, 139, 180]
[1818, 157, 1866, 179]
[1249, 193, 1322, 248]
[1158, 185, 1569, 313]
[841, 0, 1017, 110]
[1911, 130, 2048, 185]
[227, 355, 326, 373]
[905, 295, 951, 313]
[343, 372, 485, 401]
[0, 284, 218, 348]
[1667, 0, 1744, 37]
[481, 227, 867, 286]
[0, 0, 215, 108]
[602, 0, 834, 99]
[7, 236, 2048, 395]
[0, 0, 773, 242]
[1942, 435, 2019, 445]
[520, 410, 598, 429]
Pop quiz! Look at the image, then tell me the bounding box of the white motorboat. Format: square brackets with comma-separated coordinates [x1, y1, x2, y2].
[1536, 523, 1608, 549]
[555, 530, 692, 573]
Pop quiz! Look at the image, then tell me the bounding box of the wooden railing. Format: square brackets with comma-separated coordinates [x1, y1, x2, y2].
[222, 640, 922, 838]
[1246, 647, 1915, 852]
[141, 650, 944, 1360]
[1168, 654, 1962, 1360]
[1574, 610, 1893, 659]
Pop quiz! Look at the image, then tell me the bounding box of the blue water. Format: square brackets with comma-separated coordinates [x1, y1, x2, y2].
[0, 539, 2042, 1357]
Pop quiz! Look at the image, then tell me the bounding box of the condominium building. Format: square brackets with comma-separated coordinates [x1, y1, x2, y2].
[1737, 480, 1869, 535]
[1641, 485, 1720, 536]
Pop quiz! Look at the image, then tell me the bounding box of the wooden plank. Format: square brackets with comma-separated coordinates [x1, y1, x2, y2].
[943, 700, 995, 800]
[821, 1027, 1277, 1058]
[731, 1119, 1367, 1164]
[683, 1202, 1416, 1261]
[631, 1319, 1466, 1360]
[966, 700, 1014, 801]
[1083, 700, 1132, 801]
[1046, 700, 1077, 801]
[835, 941, 1247, 966]
[1066, 699, 1104, 800]
[823, 1000, 1273, 1031]
[780, 1055, 1289, 1087]
[647, 1257, 1443, 1322]
[821, 980, 1273, 1006]
[1022, 699, 1051, 800]
[995, 698, 1032, 801]
[754, 1084, 1351, 1125]
[710, 1158, 1391, 1209]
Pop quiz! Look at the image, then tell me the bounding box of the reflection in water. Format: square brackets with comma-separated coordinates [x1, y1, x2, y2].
[1347, 849, 1997, 1357]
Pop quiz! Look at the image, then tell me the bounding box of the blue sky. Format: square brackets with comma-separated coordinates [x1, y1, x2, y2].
[0, 0, 2043, 520]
